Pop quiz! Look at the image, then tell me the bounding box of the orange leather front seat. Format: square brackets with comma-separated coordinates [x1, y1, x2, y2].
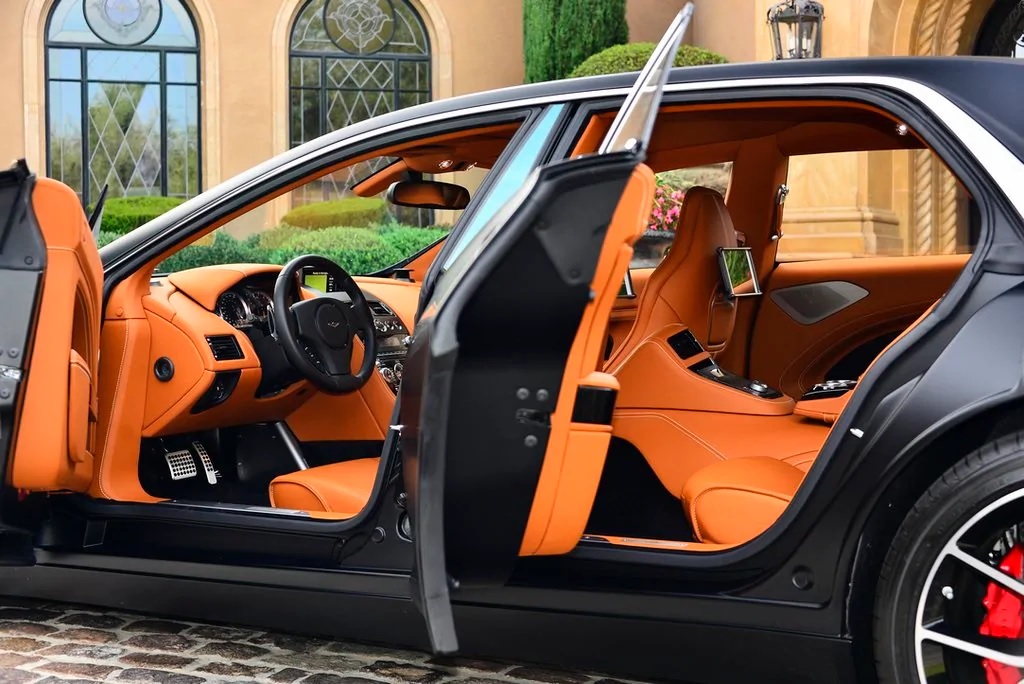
[269, 458, 379, 517]
[606, 186, 739, 370]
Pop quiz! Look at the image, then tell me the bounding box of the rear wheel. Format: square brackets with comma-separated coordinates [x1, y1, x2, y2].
[874, 432, 1024, 683]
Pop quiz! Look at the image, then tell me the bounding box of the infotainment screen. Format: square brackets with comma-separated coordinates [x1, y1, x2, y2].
[717, 247, 761, 298]
[303, 270, 332, 292]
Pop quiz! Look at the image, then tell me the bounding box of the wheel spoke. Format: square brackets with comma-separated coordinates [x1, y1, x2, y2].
[920, 620, 1024, 667]
[948, 545, 1024, 599]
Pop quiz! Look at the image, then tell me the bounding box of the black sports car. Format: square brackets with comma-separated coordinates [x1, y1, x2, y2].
[1, 8, 1023, 683]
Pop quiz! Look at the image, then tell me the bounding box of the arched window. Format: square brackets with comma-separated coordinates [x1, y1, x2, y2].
[289, 0, 431, 146]
[974, 0, 1024, 58]
[45, 0, 201, 207]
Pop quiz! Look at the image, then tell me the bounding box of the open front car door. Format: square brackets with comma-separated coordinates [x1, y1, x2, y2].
[399, 5, 693, 654]
[0, 159, 104, 563]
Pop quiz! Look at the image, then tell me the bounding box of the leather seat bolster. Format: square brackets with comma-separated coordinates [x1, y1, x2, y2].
[681, 457, 804, 544]
[269, 458, 379, 518]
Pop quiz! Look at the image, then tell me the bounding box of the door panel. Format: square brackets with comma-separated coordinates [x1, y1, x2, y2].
[0, 161, 101, 564]
[11, 176, 103, 493]
[748, 254, 967, 398]
[400, 152, 642, 653]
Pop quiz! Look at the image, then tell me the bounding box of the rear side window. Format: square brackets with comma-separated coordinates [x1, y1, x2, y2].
[777, 150, 974, 261]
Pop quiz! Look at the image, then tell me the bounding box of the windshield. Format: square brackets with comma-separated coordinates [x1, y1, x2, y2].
[441, 105, 566, 269]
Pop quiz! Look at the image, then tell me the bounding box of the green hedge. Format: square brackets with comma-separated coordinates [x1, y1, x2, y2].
[569, 42, 728, 78]
[279, 197, 387, 230]
[154, 225, 450, 275]
[524, 0, 628, 83]
[94, 196, 187, 235]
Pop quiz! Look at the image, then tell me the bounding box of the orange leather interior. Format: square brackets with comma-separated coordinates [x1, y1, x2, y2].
[268, 458, 379, 518]
[665, 299, 945, 548]
[793, 394, 849, 425]
[10, 178, 103, 493]
[749, 255, 966, 398]
[519, 163, 656, 556]
[613, 409, 827, 498]
[613, 324, 795, 417]
[608, 267, 653, 350]
[95, 264, 413, 502]
[606, 187, 740, 371]
[682, 457, 805, 544]
[93, 122, 521, 505]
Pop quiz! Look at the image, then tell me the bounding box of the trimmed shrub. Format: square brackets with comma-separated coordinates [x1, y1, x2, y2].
[569, 42, 728, 78]
[157, 233, 266, 273]
[94, 196, 187, 235]
[280, 197, 387, 230]
[378, 224, 450, 258]
[524, 0, 628, 83]
[273, 227, 403, 275]
[96, 231, 122, 248]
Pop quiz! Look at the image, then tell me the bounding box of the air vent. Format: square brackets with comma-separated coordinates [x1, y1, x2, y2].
[206, 335, 244, 361]
[367, 301, 393, 316]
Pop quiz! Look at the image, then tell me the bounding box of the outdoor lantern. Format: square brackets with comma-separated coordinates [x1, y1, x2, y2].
[767, 0, 825, 60]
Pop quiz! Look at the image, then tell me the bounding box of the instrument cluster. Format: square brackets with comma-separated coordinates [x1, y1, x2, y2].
[215, 286, 274, 329]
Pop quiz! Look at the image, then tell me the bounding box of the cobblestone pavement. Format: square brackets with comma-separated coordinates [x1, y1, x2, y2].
[0, 598, 640, 684]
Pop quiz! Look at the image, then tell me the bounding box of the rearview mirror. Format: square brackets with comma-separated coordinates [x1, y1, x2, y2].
[387, 180, 470, 210]
[717, 247, 761, 298]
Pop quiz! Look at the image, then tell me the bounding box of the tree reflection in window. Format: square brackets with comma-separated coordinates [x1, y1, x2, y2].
[45, 0, 201, 207]
[289, 0, 431, 205]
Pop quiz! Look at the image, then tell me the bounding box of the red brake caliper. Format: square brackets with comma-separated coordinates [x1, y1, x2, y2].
[979, 545, 1024, 684]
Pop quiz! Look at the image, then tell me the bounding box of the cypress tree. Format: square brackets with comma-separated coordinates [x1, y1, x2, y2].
[524, 0, 629, 83]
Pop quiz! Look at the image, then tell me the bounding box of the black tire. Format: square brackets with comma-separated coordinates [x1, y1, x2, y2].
[873, 431, 1024, 683]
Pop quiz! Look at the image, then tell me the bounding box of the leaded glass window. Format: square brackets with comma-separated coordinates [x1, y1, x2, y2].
[289, 0, 431, 204]
[45, 0, 201, 207]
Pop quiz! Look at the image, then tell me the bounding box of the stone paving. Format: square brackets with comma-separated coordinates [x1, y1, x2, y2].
[0, 598, 638, 684]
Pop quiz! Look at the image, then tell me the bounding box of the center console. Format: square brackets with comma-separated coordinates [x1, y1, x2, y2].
[665, 328, 784, 400]
[613, 323, 794, 416]
[366, 299, 409, 392]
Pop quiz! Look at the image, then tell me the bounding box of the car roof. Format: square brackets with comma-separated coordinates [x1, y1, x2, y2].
[304, 55, 1024, 167]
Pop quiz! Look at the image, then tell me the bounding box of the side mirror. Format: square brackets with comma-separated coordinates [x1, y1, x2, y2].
[386, 180, 470, 210]
[717, 246, 762, 298]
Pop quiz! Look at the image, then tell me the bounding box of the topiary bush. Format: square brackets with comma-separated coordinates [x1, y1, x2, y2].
[94, 196, 187, 235]
[524, 0, 629, 83]
[272, 226, 404, 275]
[569, 42, 728, 78]
[280, 197, 387, 230]
[377, 223, 450, 258]
[157, 233, 267, 273]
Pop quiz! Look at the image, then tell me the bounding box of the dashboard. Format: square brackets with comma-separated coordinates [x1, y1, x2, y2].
[211, 272, 411, 393]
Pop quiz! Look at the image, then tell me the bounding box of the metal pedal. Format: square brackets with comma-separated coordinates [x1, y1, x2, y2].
[165, 449, 197, 481]
[192, 441, 220, 485]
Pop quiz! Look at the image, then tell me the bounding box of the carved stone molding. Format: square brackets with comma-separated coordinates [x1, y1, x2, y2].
[910, 0, 975, 254]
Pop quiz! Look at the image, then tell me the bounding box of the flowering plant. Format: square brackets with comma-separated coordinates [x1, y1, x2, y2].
[647, 176, 686, 234]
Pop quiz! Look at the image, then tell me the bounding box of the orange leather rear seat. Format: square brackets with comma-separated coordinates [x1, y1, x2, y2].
[679, 298, 942, 545]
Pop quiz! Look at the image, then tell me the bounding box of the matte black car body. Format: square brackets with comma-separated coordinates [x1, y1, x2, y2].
[1, 56, 1024, 684]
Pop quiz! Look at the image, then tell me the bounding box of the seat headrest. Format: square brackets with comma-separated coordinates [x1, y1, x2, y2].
[661, 186, 737, 272]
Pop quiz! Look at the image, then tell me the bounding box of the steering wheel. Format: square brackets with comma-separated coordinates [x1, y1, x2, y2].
[272, 255, 378, 394]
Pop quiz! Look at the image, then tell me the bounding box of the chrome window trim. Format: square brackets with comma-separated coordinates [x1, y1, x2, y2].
[108, 75, 1024, 273]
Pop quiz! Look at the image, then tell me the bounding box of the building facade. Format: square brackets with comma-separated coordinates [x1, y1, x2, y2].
[0, 0, 1020, 256]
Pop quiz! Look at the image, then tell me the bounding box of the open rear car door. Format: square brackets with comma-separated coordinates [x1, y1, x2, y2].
[399, 6, 692, 653]
[0, 160, 104, 563]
